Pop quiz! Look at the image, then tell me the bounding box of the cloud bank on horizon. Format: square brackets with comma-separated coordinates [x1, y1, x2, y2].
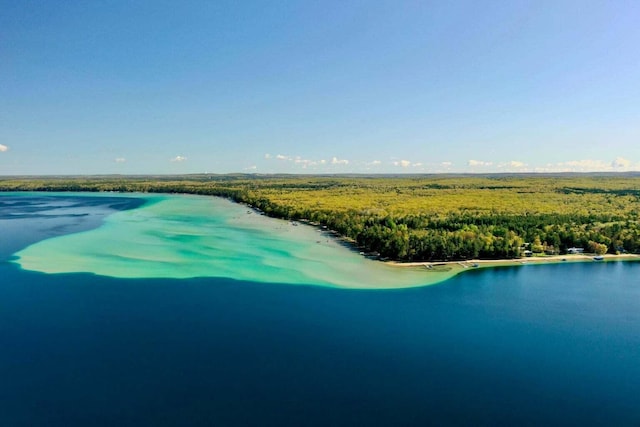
[1, 1, 639, 175]
[254, 154, 640, 174]
[3, 142, 640, 175]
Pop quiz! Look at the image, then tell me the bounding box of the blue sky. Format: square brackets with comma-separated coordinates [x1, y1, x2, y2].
[1, 0, 639, 175]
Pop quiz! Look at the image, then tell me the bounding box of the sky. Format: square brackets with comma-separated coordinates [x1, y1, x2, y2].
[1, 0, 639, 175]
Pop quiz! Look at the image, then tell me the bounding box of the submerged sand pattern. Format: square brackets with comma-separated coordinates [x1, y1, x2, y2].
[14, 194, 448, 288]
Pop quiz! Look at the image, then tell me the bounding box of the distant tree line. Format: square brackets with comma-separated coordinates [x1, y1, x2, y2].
[2, 174, 640, 261]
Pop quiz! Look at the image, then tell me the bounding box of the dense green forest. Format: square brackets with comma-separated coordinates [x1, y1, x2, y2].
[2, 174, 640, 261]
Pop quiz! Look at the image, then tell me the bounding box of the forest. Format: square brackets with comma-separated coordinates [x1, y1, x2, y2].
[2, 173, 640, 261]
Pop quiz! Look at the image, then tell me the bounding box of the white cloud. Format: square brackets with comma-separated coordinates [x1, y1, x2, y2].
[566, 160, 606, 169]
[170, 155, 187, 162]
[244, 165, 257, 171]
[612, 157, 631, 169]
[556, 159, 610, 171]
[363, 160, 383, 170]
[391, 159, 424, 168]
[393, 160, 412, 168]
[114, 157, 126, 163]
[532, 158, 639, 173]
[294, 157, 319, 167]
[331, 156, 349, 165]
[0, 144, 8, 152]
[266, 154, 338, 168]
[260, 153, 638, 173]
[496, 160, 527, 170]
[508, 160, 525, 168]
[467, 159, 492, 167]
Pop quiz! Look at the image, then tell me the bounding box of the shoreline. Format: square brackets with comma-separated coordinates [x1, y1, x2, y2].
[382, 253, 640, 286]
[12, 193, 447, 289]
[7, 191, 640, 289]
[386, 253, 640, 270]
[229, 199, 640, 282]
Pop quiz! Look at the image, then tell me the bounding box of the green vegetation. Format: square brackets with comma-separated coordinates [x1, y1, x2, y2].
[2, 173, 640, 261]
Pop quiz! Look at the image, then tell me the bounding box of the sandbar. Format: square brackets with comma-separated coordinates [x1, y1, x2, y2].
[12, 194, 444, 289]
[12, 192, 639, 289]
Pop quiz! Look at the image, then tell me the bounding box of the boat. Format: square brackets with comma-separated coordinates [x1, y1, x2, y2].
[593, 256, 604, 261]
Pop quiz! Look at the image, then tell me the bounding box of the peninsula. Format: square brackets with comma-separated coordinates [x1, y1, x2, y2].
[2, 173, 640, 265]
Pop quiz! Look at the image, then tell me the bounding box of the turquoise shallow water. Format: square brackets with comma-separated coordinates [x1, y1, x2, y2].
[13, 193, 443, 288]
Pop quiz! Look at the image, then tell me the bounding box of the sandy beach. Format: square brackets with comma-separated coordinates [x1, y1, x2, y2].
[387, 253, 640, 270]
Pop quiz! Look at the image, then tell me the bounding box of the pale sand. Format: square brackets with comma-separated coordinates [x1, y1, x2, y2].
[387, 253, 640, 269]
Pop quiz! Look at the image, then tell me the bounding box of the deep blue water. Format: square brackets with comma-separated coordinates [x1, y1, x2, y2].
[0, 193, 146, 258]
[1, 194, 640, 426]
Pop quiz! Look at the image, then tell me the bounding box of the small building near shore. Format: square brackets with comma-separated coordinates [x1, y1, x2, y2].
[567, 247, 584, 254]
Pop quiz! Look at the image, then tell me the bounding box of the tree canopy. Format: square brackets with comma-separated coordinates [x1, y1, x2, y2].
[2, 173, 639, 261]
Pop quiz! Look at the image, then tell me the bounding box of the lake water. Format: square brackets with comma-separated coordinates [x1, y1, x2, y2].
[1, 193, 640, 426]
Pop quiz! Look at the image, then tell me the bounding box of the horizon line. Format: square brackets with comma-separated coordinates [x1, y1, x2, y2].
[2, 171, 640, 179]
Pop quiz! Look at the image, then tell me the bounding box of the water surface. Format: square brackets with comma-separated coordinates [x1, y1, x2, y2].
[12, 193, 441, 288]
[1, 193, 639, 426]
